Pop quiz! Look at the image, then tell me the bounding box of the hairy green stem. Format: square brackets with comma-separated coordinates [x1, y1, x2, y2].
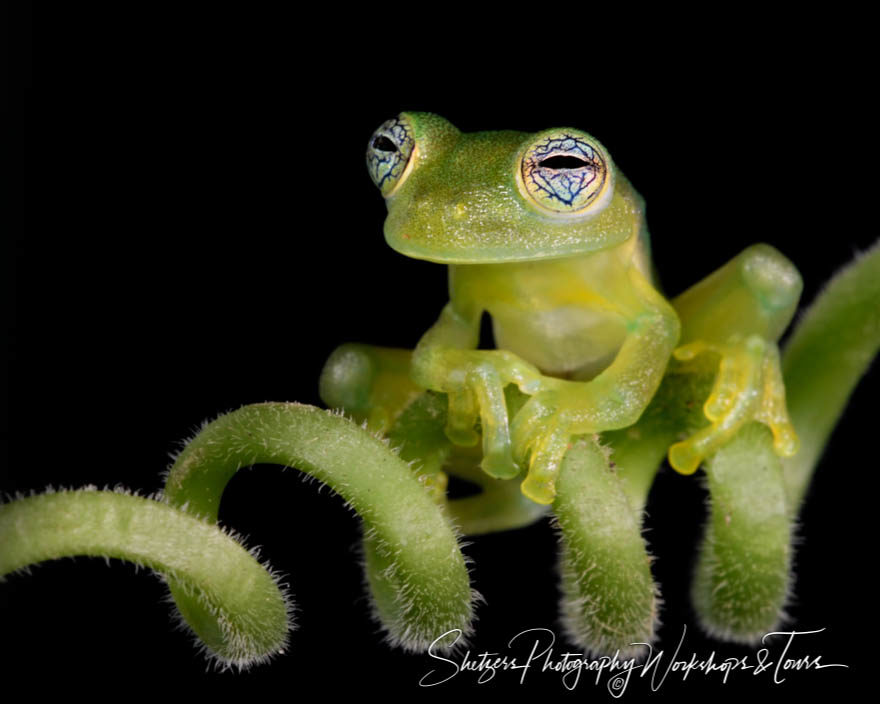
[691, 422, 791, 641]
[782, 241, 880, 505]
[553, 437, 657, 657]
[163, 402, 474, 655]
[0, 489, 291, 669]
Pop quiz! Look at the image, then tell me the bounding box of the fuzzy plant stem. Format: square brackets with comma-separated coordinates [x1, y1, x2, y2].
[0, 489, 292, 670]
[691, 244, 880, 640]
[163, 402, 474, 656]
[552, 437, 657, 658]
[691, 422, 791, 641]
[781, 241, 880, 506]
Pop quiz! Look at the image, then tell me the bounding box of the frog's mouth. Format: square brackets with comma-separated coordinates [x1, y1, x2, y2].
[384, 230, 632, 265]
[383, 178, 642, 265]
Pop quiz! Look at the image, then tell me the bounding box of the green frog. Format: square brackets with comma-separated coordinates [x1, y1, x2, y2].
[321, 112, 801, 505]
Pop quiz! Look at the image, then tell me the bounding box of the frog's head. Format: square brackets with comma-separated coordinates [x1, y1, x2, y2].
[366, 112, 644, 264]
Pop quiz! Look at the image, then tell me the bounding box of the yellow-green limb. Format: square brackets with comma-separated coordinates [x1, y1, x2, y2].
[781, 241, 880, 506]
[164, 402, 475, 655]
[0, 488, 292, 671]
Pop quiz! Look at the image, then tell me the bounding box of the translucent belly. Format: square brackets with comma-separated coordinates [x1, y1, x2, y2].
[491, 305, 627, 380]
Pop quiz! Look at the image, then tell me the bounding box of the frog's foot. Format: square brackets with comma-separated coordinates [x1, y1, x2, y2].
[444, 353, 543, 481]
[510, 385, 580, 505]
[668, 335, 799, 475]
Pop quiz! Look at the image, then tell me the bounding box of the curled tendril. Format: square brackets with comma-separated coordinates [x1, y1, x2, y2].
[0, 244, 877, 667]
[0, 487, 294, 670]
[163, 402, 475, 657]
[0, 403, 474, 669]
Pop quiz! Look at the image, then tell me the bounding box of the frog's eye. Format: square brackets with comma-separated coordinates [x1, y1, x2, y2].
[366, 115, 416, 197]
[519, 132, 612, 216]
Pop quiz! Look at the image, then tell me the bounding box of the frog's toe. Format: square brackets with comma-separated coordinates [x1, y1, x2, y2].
[755, 343, 800, 458]
[519, 421, 571, 505]
[768, 420, 799, 457]
[510, 391, 558, 464]
[445, 388, 481, 446]
[520, 473, 558, 506]
[668, 439, 704, 476]
[480, 447, 519, 481]
[443, 361, 526, 481]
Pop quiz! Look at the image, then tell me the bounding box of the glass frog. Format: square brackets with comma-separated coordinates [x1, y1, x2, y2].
[320, 112, 801, 506]
[3, 110, 876, 670]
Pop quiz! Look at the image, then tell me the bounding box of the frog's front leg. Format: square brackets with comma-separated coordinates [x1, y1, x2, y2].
[668, 244, 803, 475]
[411, 303, 544, 481]
[511, 271, 681, 505]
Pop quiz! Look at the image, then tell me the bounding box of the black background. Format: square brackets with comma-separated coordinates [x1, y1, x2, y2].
[4, 6, 876, 699]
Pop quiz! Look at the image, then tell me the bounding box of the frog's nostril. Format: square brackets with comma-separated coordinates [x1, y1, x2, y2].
[372, 136, 398, 153]
[539, 155, 590, 170]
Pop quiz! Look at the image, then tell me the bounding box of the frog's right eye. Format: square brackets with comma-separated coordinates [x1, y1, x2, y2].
[366, 115, 416, 197]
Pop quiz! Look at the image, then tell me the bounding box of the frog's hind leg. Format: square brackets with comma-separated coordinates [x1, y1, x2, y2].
[668, 244, 803, 474]
[319, 344, 422, 435]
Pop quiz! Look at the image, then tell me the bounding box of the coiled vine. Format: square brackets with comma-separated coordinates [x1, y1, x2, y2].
[1, 243, 878, 672]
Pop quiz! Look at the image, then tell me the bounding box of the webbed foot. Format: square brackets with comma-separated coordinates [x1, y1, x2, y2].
[511, 376, 635, 505]
[668, 335, 799, 474]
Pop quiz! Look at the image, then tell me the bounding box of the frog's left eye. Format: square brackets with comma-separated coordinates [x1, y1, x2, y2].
[519, 132, 612, 216]
[366, 115, 416, 197]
